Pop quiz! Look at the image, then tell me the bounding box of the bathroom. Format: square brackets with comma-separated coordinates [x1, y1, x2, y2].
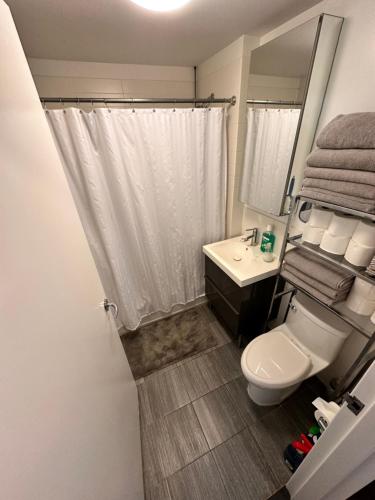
[1, 0, 375, 499]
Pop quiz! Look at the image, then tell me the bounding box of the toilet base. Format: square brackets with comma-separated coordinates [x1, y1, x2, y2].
[247, 381, 301, 406]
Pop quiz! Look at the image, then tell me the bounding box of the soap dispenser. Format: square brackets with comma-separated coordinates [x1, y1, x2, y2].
[260, 224, 276, 253]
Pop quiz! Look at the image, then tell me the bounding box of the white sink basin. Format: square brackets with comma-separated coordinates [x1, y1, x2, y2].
[203, 236, 280, 287]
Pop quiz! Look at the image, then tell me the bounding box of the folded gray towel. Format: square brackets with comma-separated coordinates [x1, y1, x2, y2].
[281, 270, 346, 306]
[304, 167, 375, 186]
[307, 148, 375, 171]
[300, 187, 375, 214]
[317, 113, 375, 149]
[283, 263, 351, 300]
[284, 247, 354, 290]
[303, 177, 375, 201]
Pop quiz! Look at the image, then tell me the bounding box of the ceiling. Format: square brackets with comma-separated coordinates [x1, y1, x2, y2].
[250, 16, 320, 78]
[6, 0, 322, 66]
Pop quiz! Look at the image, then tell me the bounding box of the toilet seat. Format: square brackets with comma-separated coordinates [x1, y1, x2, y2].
[241, 331, 312, 389]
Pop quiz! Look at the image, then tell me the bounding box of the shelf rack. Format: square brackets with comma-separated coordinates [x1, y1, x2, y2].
[265, 195, 375, 399]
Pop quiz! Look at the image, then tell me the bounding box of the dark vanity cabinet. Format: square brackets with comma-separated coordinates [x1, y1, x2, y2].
[204, 256, 277, 346]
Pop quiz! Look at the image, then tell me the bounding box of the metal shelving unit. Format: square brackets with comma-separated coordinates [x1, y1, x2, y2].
[266, 195, 375, 399]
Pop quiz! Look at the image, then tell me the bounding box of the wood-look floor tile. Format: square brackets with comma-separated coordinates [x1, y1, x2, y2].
[179, 353, 223, 400]
[141, 367, 191, 425]
[225, 376, 278, 424]
[193, 385, 245, 449]
[199, 304, 217, 323]
[213, 428, 278, 500]
[282, 379, 324, 433]
[167, 452, 228, 500]
[145, 479, 171, 500]
[142, 404, 209, 488]
[138, 382, 154, 428]
[208, 320, 231, 347]
[248, 406, 298, 486]
[208, 343, 242, 383]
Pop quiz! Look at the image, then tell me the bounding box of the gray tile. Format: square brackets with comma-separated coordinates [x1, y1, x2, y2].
[213, 428, 278, 500]
[199, 304, 217, 323]
[249, 407, 297, 486]
[138, 382, 154, 428]
[226, 376, 278, 424]
[145, 480, 171, 500]
[178, 343, 242, 401]
[167, 452, 228, 500]
[209, 343, 242, 384]
[179, 352, 223, 400]
[208, 320, 231, 347]
[193, 385, 245, 449]
[141, 367, 191, 425]
[282, 379, 326, 433]
[142, 404, 209, 488]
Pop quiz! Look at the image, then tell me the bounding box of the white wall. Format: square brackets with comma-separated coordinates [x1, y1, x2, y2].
[257, 0, 375, 386]
[197, 35, 258, 237]
[28, 58, 195, 106]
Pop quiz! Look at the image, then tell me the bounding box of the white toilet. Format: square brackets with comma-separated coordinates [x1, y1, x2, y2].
[241, 293, 352, 406]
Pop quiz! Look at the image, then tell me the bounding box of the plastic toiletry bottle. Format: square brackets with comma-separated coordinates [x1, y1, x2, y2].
[263, 242, 274, 262]
[260, 224, 276, 253]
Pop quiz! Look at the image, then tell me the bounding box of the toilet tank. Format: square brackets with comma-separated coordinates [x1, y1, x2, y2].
[286, 293, 352, 363]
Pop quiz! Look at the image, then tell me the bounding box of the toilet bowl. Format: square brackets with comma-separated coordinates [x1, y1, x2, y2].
[241, 293, 352, 406]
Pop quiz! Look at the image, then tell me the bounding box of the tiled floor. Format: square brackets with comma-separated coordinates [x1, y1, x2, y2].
[137, 306, 325, 500]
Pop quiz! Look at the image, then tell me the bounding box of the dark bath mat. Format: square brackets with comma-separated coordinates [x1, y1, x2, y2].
[121, 307, 217, 379]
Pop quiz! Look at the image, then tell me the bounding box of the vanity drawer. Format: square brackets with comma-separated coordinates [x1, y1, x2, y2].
[205, 277, 240, 339]
[204, 256, 277, 345]
[204, 256, 243, 311]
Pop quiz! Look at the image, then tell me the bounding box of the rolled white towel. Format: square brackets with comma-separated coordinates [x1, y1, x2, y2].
[302, 225, 325, 245]
[327, 213, 358, 238]
[320, 231, 350, 255]
[346, 277, 375, 316]
[345, 239, 375, 267]
[352, 220, 375, 247]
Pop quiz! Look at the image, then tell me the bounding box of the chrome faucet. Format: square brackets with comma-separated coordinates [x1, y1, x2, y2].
[240, 227, 258, 246]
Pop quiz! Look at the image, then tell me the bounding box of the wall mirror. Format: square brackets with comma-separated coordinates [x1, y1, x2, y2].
[239, 14, 344, 217]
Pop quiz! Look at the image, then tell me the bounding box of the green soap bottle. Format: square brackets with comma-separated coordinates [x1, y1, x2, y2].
[260, 224, 276, 253]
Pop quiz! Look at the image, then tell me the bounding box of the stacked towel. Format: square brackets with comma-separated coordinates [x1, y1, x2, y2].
[301, 113, 375, 214]
[282, 248, 354, 306]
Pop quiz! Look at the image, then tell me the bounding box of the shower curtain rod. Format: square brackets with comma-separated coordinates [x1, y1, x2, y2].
[40, 95, 236, 106]
[247, 99, 302, 106]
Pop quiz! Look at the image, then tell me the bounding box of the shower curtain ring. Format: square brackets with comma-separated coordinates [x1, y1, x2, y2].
[43, 100, 48, 113]
[132, 98, 135, 113]
[60, 98, 66, 114]
[173, 99, 176, 112]
[91, 99, 96, 113]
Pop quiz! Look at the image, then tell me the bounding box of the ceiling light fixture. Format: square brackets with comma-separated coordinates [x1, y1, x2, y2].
[130, 0, 190, 12]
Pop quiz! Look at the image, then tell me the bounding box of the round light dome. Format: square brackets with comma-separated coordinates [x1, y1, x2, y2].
[130, 0, 190, 11]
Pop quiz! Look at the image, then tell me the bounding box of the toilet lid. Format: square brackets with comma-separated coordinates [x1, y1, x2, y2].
[243, 331, 311, 389]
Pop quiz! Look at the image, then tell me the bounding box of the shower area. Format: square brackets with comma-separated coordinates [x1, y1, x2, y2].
[45, 96, 231, 376]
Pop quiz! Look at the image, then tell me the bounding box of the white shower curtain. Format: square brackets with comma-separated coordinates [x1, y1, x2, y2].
[47, 107, 227, 330]
[240, 108, 300, 215]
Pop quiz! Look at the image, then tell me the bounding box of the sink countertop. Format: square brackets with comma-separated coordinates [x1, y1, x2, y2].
[203, 236, 280, 287]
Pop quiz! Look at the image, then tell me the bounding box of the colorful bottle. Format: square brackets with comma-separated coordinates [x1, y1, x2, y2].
[260, 224, 276, 253]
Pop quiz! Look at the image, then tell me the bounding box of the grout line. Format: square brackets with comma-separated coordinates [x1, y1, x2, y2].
[191, 400, 211, 451]
[138, 371, 244, 429]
